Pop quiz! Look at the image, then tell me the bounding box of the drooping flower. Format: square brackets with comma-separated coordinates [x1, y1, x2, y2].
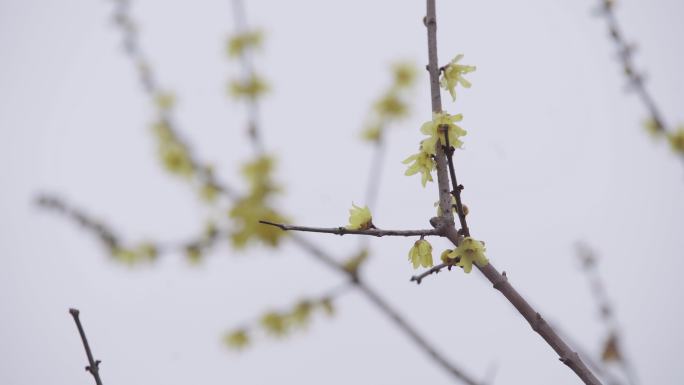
[408, 239, 433, 269]
[440, 54, 476, 101]
[403, 150, 435, 187]
[346, 204, 373, 230]
[343, 248, 369, 275]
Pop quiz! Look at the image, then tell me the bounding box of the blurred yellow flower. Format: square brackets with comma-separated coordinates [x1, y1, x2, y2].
[227, 30, 263, 57]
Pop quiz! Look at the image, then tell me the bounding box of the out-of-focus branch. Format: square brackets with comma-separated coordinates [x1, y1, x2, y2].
[260, 220, 443, 238]
[224, 282, 353, 349]
[229, 0, 265, 154]
[595, 0, 683, 158]
[37, 195, 226, 263]
[68, 308, 103, 385]
[577, 243, 639, 385]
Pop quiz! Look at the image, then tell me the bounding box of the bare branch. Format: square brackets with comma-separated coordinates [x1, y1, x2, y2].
[410, 262, 453, 284]
[68, 309, 103, 385]
[260, 220, 442, 238]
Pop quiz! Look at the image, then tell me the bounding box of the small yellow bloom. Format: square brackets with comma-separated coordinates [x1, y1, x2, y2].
[361, 124, 383, 142]
[392, 62, 417, 88]
[227, 30, 263, 57]
[155, 91, 175, 110]
[260, 312, 288, 336]
[136, 242, 158, 261]
[408, 239, 433, 269]
[230, 75, 269, 99]
[374, 92, 408, 119]
[403, 150, 434, 187]
[667, 127, 684, 154]
[185, 244, 202, 264]
[643, 117, 663, 137]
[420, 112, 467, 155]
[346, 204, 373, 230]
[440, 54, 476, 101]
[291, 301, 313, 327]
[224, 329, 249, 349]
[453, 237, 488, 273]
[440, 249, 456, 264]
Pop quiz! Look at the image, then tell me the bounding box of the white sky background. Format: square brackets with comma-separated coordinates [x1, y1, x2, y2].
[1, 0, 683, 384]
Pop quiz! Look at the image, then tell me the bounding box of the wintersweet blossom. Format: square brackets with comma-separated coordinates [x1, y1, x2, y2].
[420, 112, 467, 154]
[440, 54, 476, 101]
[346, 204, 373, 230]
[403, 150, 435, 187]
[443, 237, 488, 273]
[408, 239, 434, 269]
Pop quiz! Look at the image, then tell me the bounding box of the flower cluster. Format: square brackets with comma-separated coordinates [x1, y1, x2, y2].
[403, 112, 467, 187]
[440, 237, 489, 273]
[226, 30, 263, 57]
[229, 156, 289, 248]
[223, 296, 335, 350]
[440, 54, 476, 102]
[152, 118, 194, 178]
[361, 62, 417, 142]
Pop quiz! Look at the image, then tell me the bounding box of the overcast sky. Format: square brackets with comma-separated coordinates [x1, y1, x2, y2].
[2, 0, 683, 384]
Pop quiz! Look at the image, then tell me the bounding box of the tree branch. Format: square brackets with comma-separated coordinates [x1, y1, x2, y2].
[68, 308, 103, 385]
[260, 220, 442, 238]
[424, 1, 602, 384]
[410, 262, 453, 284]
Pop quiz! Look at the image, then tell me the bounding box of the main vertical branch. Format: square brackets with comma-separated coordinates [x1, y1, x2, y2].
[424, 1, 602, 384]
[425, 1, 455, 226]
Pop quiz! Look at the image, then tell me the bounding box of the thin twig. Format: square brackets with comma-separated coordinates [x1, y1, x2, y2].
[37, 195, 226, 258]
[410, 262, 452, 284]
[260, 220, 442, 238]
[423, 1, 602, 384]
[68, 308, 103, 385]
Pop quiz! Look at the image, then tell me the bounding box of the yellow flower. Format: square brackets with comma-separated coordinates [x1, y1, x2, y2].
[667, 127, 684, 154]
[361, 124, 382, 142]
[155, 91, 176, 110]
[346, 203, 373, 230]
[643, 117, 663, 137]
[440, 249, 455, 264]
[440, 54, 476, 101]
[408, 239, 433, 269]
[260, 312, 288, 336]
[452, 237, 488, 273]
[374, 92, 408, 119]
[185, 244, 202, 264]
[420, 112, 467, 155]
[230, 75, 269, 99]
[392, 62, 417, 88]
[136, 242, 158, 261]
[403, 150, 435, 187]
[229, 199, 288, 248]
[224, 329, 249, 349]
[291, 301, 313, 327]
[227, 30, 263, 57]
